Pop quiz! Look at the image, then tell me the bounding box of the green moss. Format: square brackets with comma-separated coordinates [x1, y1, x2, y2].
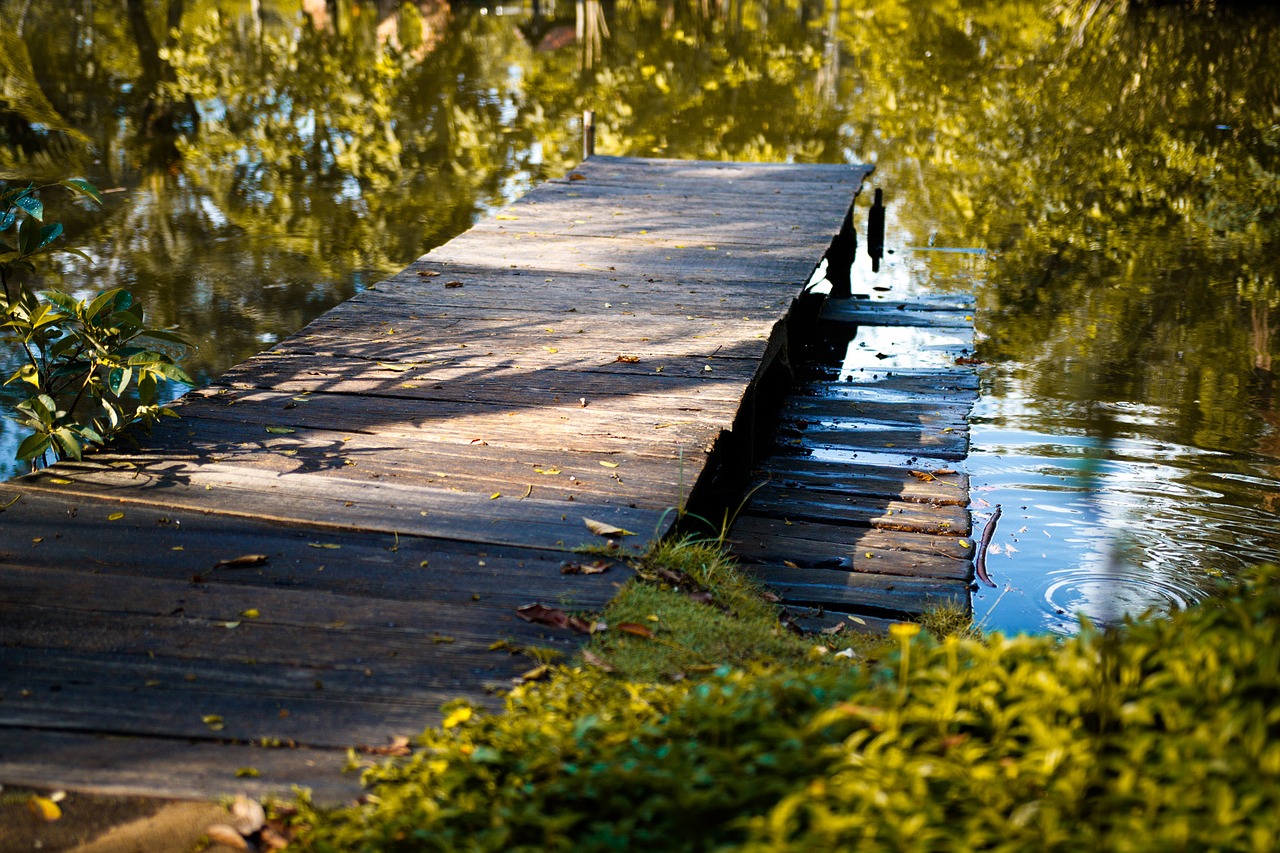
[285, 565, 1280, 853]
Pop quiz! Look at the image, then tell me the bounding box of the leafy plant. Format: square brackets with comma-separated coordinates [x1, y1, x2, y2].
[1, 180, 193, 467]
[282, 562, 1280, 852]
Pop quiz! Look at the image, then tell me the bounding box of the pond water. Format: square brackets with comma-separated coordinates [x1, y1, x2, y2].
[3, 0, 1277, 634]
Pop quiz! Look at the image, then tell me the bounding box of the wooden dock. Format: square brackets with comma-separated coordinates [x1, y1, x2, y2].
[0, 156, 876, 800]
[729, 293, 979, 624]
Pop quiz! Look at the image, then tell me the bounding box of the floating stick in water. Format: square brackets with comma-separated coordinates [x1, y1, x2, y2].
[974, 505, 1002, 587]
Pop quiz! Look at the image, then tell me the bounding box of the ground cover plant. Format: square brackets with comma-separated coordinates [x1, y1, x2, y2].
[280, 545, 1280, 852]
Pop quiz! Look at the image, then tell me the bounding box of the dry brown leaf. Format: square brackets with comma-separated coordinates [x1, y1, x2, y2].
[569, 173, 587, 181]
[416, 270, 441, 277]
[562, 559, 613, 575]
[357, 736, 412, 756]
[614, 355, 641, 364]
[821, 623, 847, 635]
[581, 650, 616, 672]
[444, 281, 464, 288]
[616, 622, 654, 639]
[213, 554, 269, 569]
[515, 603, 572, 630]
[519, 664, 551, 682]
[583, 517, 635, 538]
[27, 796, 61, 822]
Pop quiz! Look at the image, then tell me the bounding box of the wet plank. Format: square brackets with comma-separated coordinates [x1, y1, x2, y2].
[740, 563, 969, 615]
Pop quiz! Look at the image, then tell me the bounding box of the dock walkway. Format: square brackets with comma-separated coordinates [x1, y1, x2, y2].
[0, 156, 872, 800]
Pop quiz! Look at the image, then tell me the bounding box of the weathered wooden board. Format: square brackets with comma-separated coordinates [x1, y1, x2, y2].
[740, 563, 969, 614]
[756, 456, 969, 506]
[0, 729, 361, 803]
[741, 486, 970, 536]
[18, 462, 669, 550]
[729, 519, 972, 581]
[821, 303, 974, 328]
[1, 491, 625, 610]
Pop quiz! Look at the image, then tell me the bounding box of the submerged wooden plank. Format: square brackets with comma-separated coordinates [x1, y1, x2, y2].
[740, 563, 969, 614]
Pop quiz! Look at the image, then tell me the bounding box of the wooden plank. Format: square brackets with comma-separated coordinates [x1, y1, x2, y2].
[740, 485, 970, 535]
[756, 456, 969, 505]
[0, 728, 361, 802]
[215, 352, 748, 406]
[729, 522, 972, 581]
[17, 462, 670, 550]
[782, 397, 971, 429]
[774, 420, 970, 460]
[740, 563, 969, 614]
[556, 155, 872, 186]
[821, 304, 974, 328]
[112, 438, 697, 508]
[800, 370, 980, 398]
[0, 491, 625, 610]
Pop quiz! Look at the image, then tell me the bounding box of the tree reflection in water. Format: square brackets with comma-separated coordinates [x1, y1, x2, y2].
[2, 0, 1277, 631]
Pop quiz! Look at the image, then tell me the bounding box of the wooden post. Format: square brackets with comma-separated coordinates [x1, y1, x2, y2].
[867, 188, 885, 273]
[583, 109, 596, 159]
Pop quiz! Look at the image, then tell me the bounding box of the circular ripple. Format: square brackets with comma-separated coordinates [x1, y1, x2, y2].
[1042, 569, 1201, 631]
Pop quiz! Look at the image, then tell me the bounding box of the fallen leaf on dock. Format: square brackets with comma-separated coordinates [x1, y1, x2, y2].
[26, 796, 61, 822]
[444, 281, 464, 288]
[266, 426, 295, 434]
[581, 650, 616, 672]
[519, 664, 550, 682]
[416, 270, 441, 277]
[613, 355, 641, 363]
[583, 518, 635, 538]
[533, 466, 561, 475]
[358, 735, 413, 755]
[562, 559, 612, 575]
[213, 554, 269, 569]
[202, 714, 225, 731]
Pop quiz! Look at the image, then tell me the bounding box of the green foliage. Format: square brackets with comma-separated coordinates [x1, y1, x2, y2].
[0, 179, 192, 467]
[286, 565, 1280, 852]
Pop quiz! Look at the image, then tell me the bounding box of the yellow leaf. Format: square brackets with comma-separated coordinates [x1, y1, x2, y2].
[958, 539, 971, 548]
[202, 714, 226, 731]
[534, 465, 560, 475]
[846, 615, 867, 626]
[108, 512, 124, 521]
[490, 492, 501, 500]
[495, 214, 519, 221]
[266, 426, 295, 434]
[442, 706, 473, 728]
[598, 461, 619, 468]
[241, 609, 260, 619]
[27, 796, 61, 822]
[583, 517, 635, 538]
[48, 478, 72, 484]
[235, 767, 261, 778]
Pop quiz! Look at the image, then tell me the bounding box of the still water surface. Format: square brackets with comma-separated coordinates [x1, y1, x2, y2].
[3, 0, 1277, 633]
